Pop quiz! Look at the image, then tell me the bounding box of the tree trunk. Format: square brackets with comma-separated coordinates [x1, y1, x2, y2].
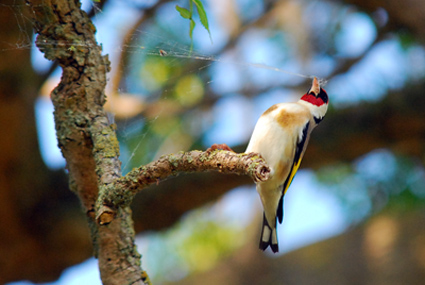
[27, 0, 146, 284]
[2, 0, 425, 283]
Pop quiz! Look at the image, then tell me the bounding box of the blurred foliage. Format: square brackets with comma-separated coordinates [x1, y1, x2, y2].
[174, 75, 204, 106]
[2, 0, 425, 282]
[142, 199, 250, 283]
[105, 0, 425, 282]
[316, 150, 425, 223]
[398, 32, 417, 50]
[139, 57, 172, 91]
[117, 0, 425, 173]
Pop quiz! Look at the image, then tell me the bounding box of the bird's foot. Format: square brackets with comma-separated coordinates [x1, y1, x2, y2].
[206, 143, 235, 153]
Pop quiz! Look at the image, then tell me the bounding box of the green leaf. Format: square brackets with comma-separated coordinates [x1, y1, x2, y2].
[189, 19, 196, 54]
[175, 5, 191, 19]
[189, 19, 196, 39]
[191, 0, 213, 43]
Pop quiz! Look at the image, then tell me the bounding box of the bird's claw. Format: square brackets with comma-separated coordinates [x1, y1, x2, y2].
[206, 143, 235, 153]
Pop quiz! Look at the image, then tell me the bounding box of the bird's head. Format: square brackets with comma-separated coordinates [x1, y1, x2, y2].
[300, 77, 328, 107]
[299, 77, 329, 123]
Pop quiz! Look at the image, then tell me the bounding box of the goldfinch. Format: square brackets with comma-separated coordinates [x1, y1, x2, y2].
[246, 77, 328, 253]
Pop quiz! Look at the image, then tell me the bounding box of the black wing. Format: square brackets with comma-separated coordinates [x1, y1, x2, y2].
[277, 121, 310, 224]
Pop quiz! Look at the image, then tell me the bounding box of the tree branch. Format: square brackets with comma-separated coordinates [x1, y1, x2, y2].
[27, 1, 270, 283]
[27, 0, 148, 284]
[96, 150, 269, 224]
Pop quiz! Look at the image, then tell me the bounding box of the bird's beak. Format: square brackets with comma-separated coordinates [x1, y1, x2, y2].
[309, 77, 320, 96]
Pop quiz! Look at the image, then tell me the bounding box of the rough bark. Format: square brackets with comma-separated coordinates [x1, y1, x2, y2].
[27, 0, 146, 284]
[25, 1, 271, 284]
[2, 0, 425, 282]
[3, 77, 424, 283]
[97, 150, 269, 224]
[130, 82, 425, 233]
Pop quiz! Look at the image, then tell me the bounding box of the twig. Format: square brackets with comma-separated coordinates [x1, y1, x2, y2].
[96, 150, 270, 225]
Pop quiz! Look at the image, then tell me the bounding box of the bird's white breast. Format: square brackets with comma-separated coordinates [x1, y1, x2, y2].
[246, 103, 312, 188]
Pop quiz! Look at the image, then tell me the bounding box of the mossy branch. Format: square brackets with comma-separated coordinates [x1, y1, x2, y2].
[96, 150, 270, 225]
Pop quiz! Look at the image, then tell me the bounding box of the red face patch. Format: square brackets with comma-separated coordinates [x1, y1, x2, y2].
[300, 94, 325, 106]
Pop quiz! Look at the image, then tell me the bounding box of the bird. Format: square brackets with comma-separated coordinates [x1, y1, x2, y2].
[245, 77, 328, 253]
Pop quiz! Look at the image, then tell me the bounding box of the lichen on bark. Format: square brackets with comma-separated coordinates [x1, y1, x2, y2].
[27, 1, 270, 284]
[27, 0, 147, 284]
[96, 150, 270, 224]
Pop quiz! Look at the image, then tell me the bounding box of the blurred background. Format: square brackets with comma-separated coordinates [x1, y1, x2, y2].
[2, 0, 425, 284]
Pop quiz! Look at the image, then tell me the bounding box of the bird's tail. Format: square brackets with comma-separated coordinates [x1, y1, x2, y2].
[259, 213, 279, 253]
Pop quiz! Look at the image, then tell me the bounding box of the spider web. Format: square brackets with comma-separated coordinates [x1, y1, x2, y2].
[2, 1, 325, 174]
[76, 2, 322, 173]
[1, 4, 338, 283]
[7, 1, 425, 284]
